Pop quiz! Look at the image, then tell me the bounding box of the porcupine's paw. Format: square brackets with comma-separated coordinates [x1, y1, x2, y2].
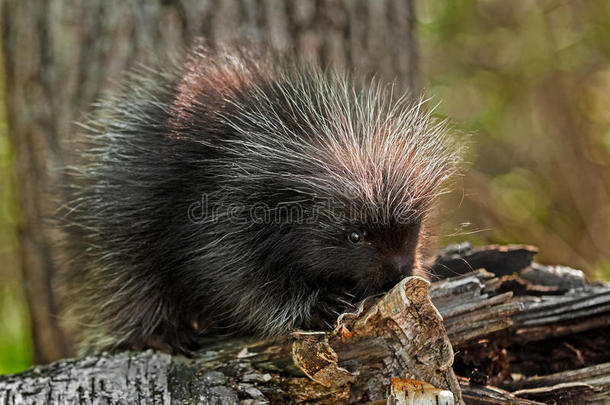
[307, 289, 358, 331]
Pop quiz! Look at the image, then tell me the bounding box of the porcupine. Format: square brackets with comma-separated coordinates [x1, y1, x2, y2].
[62, 44, 460, 354]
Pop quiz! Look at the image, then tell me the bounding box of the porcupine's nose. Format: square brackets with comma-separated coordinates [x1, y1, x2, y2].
[380, 255, 414, 291]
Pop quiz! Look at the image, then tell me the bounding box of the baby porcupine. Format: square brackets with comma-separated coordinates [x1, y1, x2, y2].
[62, 45, 460, 354]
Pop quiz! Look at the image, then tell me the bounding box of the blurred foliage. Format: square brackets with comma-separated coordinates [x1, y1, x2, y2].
[0, 59, 32, 373]
[418, 0, 610, 281]
[1, 0, 609, 375]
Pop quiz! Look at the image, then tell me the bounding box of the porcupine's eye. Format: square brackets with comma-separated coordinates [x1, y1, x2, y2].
[348, 231, 363, 244]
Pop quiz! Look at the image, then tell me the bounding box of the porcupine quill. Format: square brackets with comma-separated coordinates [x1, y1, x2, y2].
[61, 44, 460, 354]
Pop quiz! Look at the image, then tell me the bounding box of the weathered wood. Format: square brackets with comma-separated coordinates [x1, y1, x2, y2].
[2, 243, 610, 404]
[459, 378, 546, 405]
[0, 277, 464, 405]
[388, 379, 455, 405]
[511, 383, 605, 404]
[0, 351, 173, 404]
[505, 362, 610, 392]
[429, 243, 610, 404]
[427, 243, 539, 280]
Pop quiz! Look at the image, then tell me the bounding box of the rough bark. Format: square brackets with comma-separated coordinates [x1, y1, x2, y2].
[0, 0, 419, 364]
[430, 243, 610, 404]
[2, 243, 609, 403]
[0, 277, 464, 405]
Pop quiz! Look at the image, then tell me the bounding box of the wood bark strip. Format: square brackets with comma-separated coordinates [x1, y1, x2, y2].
[427, 244, 539, 281]
[505, 362, 610, 391]
[511, 383, 605, 404]
[459, 378, 546, 405]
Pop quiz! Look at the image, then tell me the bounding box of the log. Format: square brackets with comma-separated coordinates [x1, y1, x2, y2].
[427, 243, 539, 280]
[2, 243, 610, 404]
[429, 243, 610, 404]
[0, 277, 464, 405]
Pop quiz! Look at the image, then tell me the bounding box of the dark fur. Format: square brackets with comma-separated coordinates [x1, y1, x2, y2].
[62, 45, 459, 354]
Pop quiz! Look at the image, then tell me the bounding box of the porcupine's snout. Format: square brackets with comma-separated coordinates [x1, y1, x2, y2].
[379, 255, 415, 291]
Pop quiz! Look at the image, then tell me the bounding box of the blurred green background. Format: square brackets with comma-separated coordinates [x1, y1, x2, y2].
[0, 0, 609, 374]
[419, 0, 610, 280]
[0, 47, 32, 373]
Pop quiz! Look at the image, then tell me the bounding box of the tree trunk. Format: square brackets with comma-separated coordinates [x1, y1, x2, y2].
[0, 0, 419, 364]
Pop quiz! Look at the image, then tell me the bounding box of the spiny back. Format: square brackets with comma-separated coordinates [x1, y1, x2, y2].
[62, 44, 460, 354]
